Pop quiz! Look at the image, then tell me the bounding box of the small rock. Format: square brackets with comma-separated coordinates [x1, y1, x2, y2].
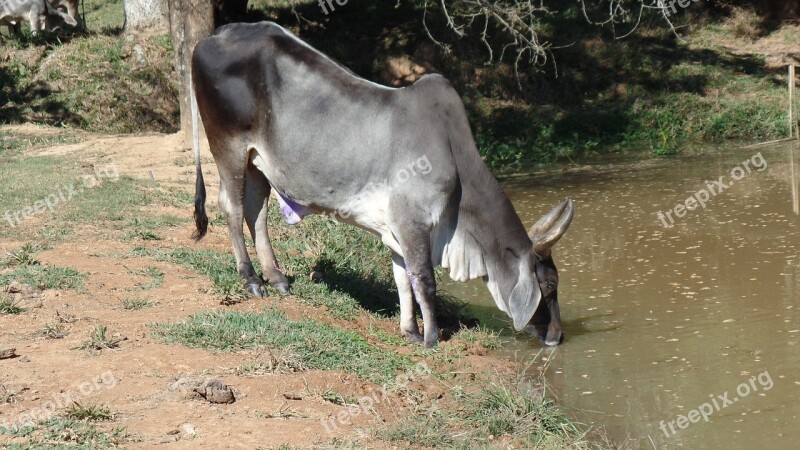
[282, 391, 303, 400]
[0, 348, 18, 360]
[180, 422, 197, 438]
[132, 44, 145, 65]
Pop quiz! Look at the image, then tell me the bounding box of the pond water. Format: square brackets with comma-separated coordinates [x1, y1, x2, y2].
[440, 143, 800, 449]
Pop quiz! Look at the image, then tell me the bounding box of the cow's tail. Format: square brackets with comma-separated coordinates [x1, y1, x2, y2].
[190, 74, 208, 241]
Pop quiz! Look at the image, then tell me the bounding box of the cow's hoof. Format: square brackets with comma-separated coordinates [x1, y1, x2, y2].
[402, 331, 424, 344]
[271, 280, 290, 293]
[245, 283, 265, 297]
[543, 333, 564, 347]
[424, 337, 438, 349]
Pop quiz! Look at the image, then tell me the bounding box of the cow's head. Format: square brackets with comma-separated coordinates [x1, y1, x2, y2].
[526, 198, 573, 345]
[493, 199, 574, 346]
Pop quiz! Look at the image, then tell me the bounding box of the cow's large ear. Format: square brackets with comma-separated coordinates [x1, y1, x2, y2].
[508, 256, 541, 331]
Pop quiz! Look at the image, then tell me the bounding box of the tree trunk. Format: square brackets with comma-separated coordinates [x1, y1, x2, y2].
[124, 0, 169, 31]
[169, 0, 214, 146]
[754, 0, 800, 19]
[213, 0, 249, 26]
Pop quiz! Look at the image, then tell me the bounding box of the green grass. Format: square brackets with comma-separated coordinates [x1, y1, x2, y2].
[378, 377, 596, 449]
[78, 325, 122, 352]
[64, 403, 113, 422]
[0, 30, 177, 133]
[0, 417, 128, 449]
[0, 296, 24, 315]
[124, 216, 185, 241]
[451, 326, 503, 350]
[1, 243, 48, 268]
[0, 145, 185, 241]
[0, 242, 83, 291]
[121, 297, 156, 310]
[0, 265, 85, 291]
[127, 266, 164, 291]
[0, 131, 85, 158]
[153, 309, 412, 384]
[38, 323, 67, 339]
[147, 247, 252, 300]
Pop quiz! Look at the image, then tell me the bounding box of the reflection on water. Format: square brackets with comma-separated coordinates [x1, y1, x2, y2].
[440, 143, 800, 449]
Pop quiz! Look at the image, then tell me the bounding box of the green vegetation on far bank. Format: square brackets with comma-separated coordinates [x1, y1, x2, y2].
[2, 1, 796, 168]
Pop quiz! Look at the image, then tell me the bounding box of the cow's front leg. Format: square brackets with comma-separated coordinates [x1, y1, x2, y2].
[391, 252, 422, 343]
[407, 261, 439, 348]
[27, 13, 41, 35]
[389, 199, 440, 347]
[399, 240, 439, 348]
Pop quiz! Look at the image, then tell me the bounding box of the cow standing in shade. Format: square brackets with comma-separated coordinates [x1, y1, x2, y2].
[190, 22, 574, 348]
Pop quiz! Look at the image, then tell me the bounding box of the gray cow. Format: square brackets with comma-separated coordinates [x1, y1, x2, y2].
[0, 0, 78, 34]
[190, 22, 575, 348]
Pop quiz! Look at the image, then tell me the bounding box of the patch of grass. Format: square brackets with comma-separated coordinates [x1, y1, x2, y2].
[127, 266, 164, 291]
[368, 325, 409, 347]
[124, 216, 184, 241]
[121, 297, 156, 310]
[0, 417, 128, 449]
[378, 377, 596, 449]
[154, 309, 412, 384]
[451, 326, 503, 350]
[38, 323, 67, 339]
[235, 348, 306, 375]
[0, 153, 165, 241]
[0, 296, 23, 314]
[0, 265, 85, 291]
[0, 131, 85, 158]
[78, 325, 123, 352]
[147, 247, 249, 300]
[1, 242, 47, 268]
[64, 403, 113, 422]
[318, 389, 347, 405]
[1, 31, 177, 133]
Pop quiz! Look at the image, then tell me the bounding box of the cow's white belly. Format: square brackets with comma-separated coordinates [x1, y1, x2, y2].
[249, 149, 404, 257]
[335, 189, 404, 257]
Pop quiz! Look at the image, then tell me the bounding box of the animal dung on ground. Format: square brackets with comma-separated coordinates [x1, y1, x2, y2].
[192, 378, 237, 404]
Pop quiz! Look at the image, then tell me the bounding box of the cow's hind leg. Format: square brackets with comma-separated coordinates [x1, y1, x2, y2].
[244, 161, 289, 293]
[214, 140, 264, 297]
[392, 252, 422, 343]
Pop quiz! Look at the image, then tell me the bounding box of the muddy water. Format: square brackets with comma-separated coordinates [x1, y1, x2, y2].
[440, 143, 800, 449]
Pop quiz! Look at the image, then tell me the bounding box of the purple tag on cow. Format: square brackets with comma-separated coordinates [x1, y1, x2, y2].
[275, 192, 306, 225]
